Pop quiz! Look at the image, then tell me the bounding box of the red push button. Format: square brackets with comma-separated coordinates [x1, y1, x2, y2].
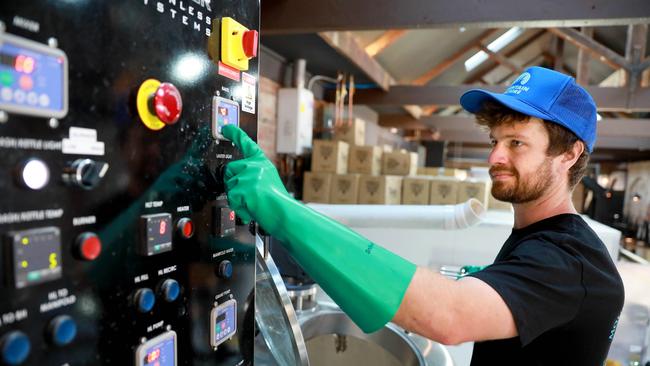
[242, 30, 258, 58]
[153, 82, 182, 125]
[76, 232, 102, 261]
[177, 218, 194, 239]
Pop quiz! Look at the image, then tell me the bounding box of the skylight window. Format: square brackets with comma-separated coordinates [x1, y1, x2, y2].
[464, 27, 524, 72]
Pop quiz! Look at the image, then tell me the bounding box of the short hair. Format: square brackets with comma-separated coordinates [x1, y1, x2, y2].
[475, 100, 589, 189]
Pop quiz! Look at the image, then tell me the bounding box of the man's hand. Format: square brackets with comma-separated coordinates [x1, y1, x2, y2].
[222, 125, 291, 230]
[220, 125, 416, 334]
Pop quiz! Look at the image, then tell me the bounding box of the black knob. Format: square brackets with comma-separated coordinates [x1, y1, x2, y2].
[216, 260, 233, 279]
[62, 159, 109, 190]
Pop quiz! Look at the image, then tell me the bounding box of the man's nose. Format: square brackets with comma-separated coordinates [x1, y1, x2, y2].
[488, 143, 508, 166]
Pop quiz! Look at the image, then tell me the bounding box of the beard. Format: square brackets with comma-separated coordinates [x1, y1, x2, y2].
[490, 157, 554, 204]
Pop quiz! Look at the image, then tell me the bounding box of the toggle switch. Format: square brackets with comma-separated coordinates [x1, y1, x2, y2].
[136, 79, 183, 131]
[62, 158, 109, 190]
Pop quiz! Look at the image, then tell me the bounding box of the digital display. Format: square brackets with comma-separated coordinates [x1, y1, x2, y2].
[140, 213, 173, 256]
[211, 97, 239, 140]
[210, 299, 237, 348]
[0, 33, 68, 118]
[7, 227, 63, 289]
[136, 331, 176, 366]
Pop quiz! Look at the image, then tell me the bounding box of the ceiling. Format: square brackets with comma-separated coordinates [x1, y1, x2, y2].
[260, 0, 650, 162]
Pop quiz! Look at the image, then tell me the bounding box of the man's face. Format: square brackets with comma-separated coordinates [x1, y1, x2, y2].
[488, 118, 558, 204]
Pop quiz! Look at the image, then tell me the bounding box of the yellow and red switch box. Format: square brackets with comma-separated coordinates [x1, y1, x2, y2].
[220, 17, 258, 71]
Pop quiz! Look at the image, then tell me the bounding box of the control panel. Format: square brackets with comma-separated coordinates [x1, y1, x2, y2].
[0, 0, 259, 365]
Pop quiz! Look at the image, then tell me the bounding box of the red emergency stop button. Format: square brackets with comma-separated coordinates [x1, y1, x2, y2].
[153, 82, 182, 125]
[242, 30, 258, 58]
[76, 232, 102, 261]
[177, 218, 194, 239]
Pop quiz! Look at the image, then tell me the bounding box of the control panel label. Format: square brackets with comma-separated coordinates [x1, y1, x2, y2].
[40, 294, 76, 313]
[0, 309, 28, 327]
[212, 247, 234, 259]
[241, 72, 256, 114]
[0, 208, 64, 224]
[0, 136, 62, 151]
[62, 127, 105, 156]
[157, 265, 177, 276]
[134, 273, 150, 284]
[72, 215, 96, 226]
[218, 61, 240, 82]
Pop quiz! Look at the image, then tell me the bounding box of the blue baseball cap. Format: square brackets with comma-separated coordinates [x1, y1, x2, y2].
[460, 66, 598, 153]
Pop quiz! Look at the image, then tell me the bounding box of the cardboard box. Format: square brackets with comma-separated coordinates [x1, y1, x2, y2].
[402, 177, 431, 205]
[311, 140, 349, 174]
[417, 167, 467, 179]
[334, 118, 366, 146]
[382, 151, 418, 176]
[330, 174, 361, 204]
[457, 179, 490, 208]
[302, 171, 332, 203]
[358, 175, 402, 205]
[429, 177, 460, 205]
[348, 145, 382, 175]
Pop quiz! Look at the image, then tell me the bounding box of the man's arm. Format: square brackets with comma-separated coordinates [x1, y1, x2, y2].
[393, 267, 518, 345]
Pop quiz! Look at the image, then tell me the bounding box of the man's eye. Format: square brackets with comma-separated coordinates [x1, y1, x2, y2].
[511, 140, 523, 147]
[490, 139, 497, 146]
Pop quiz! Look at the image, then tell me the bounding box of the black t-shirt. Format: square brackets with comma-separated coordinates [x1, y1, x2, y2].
[468, 214, 624, 366]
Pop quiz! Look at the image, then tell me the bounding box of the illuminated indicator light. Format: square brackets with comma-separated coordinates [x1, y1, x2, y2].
[49, 253, 58, 269]
[21, 237, 29, 245]
[15, 55, 35, 74]
[27, 272, 40, 281]
[21, 159, 50, 190]
[21, 260, 28, 268]
[229, 211, 235, 221]
[182, 221, 193, 237]
[146, 348, 161, 363]
[19, 75, 33, 90]
[0, 71, 13, 86]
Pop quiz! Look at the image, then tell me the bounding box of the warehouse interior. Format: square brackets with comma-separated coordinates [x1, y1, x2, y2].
[0, 1, 649, 366]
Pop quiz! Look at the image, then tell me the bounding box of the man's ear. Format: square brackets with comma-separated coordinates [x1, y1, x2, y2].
[562, 140, 584, 169]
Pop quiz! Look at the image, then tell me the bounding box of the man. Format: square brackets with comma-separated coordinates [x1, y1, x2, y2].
[221, 66, 624, 365]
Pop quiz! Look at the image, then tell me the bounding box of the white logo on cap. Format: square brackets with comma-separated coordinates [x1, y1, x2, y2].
[514, 72, 531, 85]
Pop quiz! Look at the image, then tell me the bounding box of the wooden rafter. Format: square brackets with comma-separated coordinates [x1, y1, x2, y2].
[412, 29, 497, 86]
[318, 32, 423, 118]
[625, 24, 648, 95]
[576, 27, 594, 85]
[477, 44, 524, 74]
[465, 30, 547, 83]
[365, 30, 408, 56]
[548, 28, 627, 70]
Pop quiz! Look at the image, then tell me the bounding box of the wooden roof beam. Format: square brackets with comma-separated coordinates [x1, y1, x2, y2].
[365, 30, 408, 56]
[318, 32, 423, 118]
[548, 27, 627, 70]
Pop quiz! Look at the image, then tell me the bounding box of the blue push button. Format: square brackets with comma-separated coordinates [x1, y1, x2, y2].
[134, 288, 156, 313]
[159, 279, 180, 303]
[217, 260, 233, 279]
[1, 330, 30, 365]
[47, 315, 77, 346]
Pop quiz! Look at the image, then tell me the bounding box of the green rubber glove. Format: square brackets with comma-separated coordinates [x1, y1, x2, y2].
[222, 125, 416, 333]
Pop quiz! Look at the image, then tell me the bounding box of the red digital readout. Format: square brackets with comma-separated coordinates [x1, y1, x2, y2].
[159, 220, 167, 235]
[146, 348, 161, 363]
[229, 211, 235, 221]
[14, 55, 35, 74]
